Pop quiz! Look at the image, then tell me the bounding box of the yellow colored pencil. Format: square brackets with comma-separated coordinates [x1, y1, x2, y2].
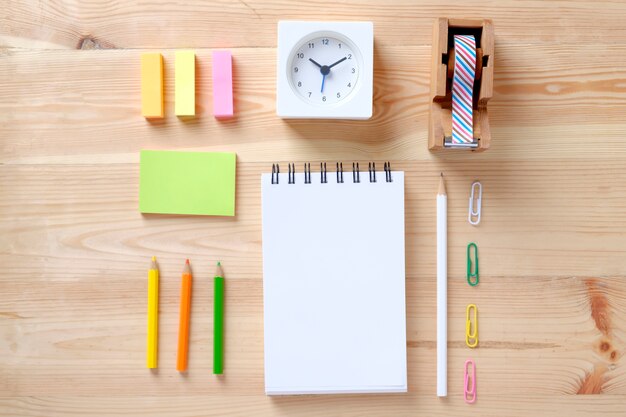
[147, 256, 159, 368]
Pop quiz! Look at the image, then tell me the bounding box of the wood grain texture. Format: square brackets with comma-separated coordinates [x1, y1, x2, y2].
[3, 0, 626, 49]
[1, 1, 626, 416]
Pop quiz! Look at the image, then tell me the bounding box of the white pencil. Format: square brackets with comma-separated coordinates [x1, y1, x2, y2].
[437, 173, 448, 397]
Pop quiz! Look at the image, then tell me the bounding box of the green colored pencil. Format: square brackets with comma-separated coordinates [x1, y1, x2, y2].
[213, 262, 224, 374]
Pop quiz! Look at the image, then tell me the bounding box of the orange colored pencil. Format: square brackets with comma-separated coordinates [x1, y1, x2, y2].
[176, 259, 192, 371]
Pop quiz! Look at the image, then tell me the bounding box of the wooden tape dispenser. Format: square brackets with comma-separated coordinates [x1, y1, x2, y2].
[429, 18, 494, 151]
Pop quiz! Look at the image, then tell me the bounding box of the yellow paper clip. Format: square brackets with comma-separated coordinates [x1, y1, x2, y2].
[465, 304, 478, 348]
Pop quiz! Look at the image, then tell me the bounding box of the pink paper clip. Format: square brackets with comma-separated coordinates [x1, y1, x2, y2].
[464, 359, 476, 404]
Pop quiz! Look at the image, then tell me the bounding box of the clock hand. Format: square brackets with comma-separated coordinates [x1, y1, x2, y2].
[314, 63, 330, 93]
[328, 56, 347, 69]
[309, 58, 322, 68]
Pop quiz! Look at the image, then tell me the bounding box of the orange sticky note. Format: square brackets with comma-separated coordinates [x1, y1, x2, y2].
[140, 53, 164, 118]
[175, 51, 196, 116]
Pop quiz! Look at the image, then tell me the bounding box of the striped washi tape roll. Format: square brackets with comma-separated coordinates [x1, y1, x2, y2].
[451, 35, 477, 145]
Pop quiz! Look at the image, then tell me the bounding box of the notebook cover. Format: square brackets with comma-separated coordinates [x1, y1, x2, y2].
[261, 170, 407, 395]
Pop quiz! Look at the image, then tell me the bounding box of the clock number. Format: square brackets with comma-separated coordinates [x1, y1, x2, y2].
[308, 43, 314, 48]
[337, 92, 341, 98]
[308, 92, 312, 97]
[297, 52, 304, 59]
[348, 54, 352, 59]
[351, 68, 355, 73]
[348, 82, 351, 87]
[338, 43, 342, 49]
[294, 67, 299, 72]
[322, 38, 329, 45]
[322, 96, 326, 102]
[297, 81, 302, 87]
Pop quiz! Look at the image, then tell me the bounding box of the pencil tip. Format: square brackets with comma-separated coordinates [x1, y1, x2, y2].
[152, 256, 156, 261]
[438, 173, 447, 195]
[217, 261, 221, 266]
[185, 259, 190, 265]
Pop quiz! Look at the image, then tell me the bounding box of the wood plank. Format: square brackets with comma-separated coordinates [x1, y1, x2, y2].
[3, 1, 626, 49]
[1, 274, 625, 396]
[1, 395, 626, 417]
[2, 161, 626, 280]
[2, 44, 626, 164]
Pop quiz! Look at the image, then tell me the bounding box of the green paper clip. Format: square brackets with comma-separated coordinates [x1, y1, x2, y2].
[467, 242, 479, 286]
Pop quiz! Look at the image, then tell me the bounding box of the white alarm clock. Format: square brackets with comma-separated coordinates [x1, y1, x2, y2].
[276, 21, 374, 120]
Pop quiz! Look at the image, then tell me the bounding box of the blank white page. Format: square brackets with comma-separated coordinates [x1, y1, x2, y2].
[262, 170, 406, 395]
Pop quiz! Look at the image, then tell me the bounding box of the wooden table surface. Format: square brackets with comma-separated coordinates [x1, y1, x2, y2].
[2, 1, 626, 416]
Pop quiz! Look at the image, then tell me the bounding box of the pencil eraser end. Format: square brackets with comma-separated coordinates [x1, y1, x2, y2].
[212, 50, 233, 119]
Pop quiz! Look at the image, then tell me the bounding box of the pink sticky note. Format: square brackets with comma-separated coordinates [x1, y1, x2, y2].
[212, 50, 233, 118]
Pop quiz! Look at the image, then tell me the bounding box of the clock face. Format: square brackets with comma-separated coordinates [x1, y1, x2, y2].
[276, 21, 373, 119]
[289, 35, 360, 106]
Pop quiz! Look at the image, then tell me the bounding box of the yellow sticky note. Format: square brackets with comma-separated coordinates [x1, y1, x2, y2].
[175, 51, 196, 116]
[141, 53, 164, 118]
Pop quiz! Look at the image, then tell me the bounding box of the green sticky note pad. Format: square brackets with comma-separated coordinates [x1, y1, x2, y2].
[140, 150, 236, 216]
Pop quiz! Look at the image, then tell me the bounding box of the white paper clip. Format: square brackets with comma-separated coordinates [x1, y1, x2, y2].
[468, 181, 482, 225]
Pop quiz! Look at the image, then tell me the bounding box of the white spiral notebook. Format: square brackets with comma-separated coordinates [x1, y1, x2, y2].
[261, 163, 407, 395]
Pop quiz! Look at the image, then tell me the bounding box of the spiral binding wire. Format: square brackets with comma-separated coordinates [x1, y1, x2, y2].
[271, 164, 280, 184]
[384, 161, 393, 182]
[271, 162, 393, 184]
[336, 162, 344, 183]
[353, 162, 360, 183]
[369, 162, 376, 183]
[288, 163, 295, 184]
